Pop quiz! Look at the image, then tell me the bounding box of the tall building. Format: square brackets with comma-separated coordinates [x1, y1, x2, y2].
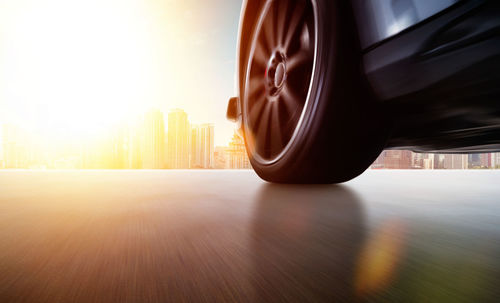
[484, 152, 499, 169]
[473, 153, 495, 168]
[373, 150, 412, 169]
[411, 153, 435, 170]
[226, 132, 251, 169]
[422, 154, 434, 170]
[480, 153, 488, 168]
[443, 154, 468, 169]
[370, 151, 385, 169]
[167, 109, 190, 169]
[2, 124, 30, 168]
[108, 126, 130, 169]
[123, 119, 143, 169]
[488, 153, 496, 168]
[142, 109, 166, 169]
[468, 154, 481, 168]
[411, 152, 424, 169]
[191, 123, 214, 168]
[214, 146, 228, 169]
[433, 154, 444, 169]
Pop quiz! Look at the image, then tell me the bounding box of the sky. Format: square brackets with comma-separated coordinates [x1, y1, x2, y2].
[0, 0, 242, 146]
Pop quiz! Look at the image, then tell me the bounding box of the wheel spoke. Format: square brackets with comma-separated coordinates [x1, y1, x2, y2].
[256, 102, 272, 151]
[262, 4, 276, 52]
[249, 94, 267, 126]
[299, 23, 312, 52]
[248, 77, 265, 99]
[281, 84, 301, 116]
[254, 38, 270, 69]
[270, 101, 284, 153]
[276, 0, 289, 47]
[283, 1, 306, 52]
[286, 51, 309, 73]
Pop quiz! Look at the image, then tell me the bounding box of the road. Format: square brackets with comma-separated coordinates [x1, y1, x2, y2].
[0, 170, 499, 302]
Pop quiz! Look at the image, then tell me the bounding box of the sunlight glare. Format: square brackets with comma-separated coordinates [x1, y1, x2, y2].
[0, 0, 157, 138]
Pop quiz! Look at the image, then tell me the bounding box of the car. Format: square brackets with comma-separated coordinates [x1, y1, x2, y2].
[226, 0, 500, 183]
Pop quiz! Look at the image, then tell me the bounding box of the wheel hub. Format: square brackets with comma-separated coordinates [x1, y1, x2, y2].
[265, 52, 287, 96]
[275, 63, 286, 88]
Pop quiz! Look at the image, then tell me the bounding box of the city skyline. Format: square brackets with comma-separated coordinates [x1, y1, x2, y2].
[372, 151, 500, 170]
[1, 111, 499, 171]
[0, 107, 251, 170]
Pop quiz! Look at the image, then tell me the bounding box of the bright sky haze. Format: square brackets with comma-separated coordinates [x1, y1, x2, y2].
[0, 0, 241, 145]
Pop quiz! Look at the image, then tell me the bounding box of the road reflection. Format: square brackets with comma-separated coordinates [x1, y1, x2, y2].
[250, 184, 366, 302]
[249, 181, 500, 302]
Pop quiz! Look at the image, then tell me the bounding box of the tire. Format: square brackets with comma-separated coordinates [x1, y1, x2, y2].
[241, 0, 389, 184]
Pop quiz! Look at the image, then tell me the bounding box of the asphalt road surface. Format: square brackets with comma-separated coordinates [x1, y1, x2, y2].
[1, 170, 500, 303]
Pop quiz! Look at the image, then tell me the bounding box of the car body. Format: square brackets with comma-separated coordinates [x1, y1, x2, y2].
[227, 0, 500, 183]
[354, 0, 500, 153]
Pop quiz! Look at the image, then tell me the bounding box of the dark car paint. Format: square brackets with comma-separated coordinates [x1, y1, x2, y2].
[232, 0, 500, 153]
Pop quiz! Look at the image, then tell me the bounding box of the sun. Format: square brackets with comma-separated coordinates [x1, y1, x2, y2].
[0, 0, 156, 139]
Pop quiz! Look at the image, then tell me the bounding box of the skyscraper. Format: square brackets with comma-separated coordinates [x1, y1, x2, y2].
[191, 123, 214, 168]
[142, 109, 166, 169]
[125, 119, 143, 169]
[108, 126, 129, 169]
[374, 150, 413, 169]
[468, 154, 481, 168]
[2, 124, 30, 168]
[443, 154, 468, 169]
[479, 153, 493, 168]
[434, 154, 444, 169]
[226, 132, 251, 169]
[167, 109, 190, 169]
[422, 154, 434, 170]
[214, 146, 228, 169]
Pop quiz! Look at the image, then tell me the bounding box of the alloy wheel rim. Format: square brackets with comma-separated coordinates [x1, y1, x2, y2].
[243, 0, 317, 164]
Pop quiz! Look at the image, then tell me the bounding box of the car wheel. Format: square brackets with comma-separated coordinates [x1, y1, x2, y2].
[241, 0, 389, 183]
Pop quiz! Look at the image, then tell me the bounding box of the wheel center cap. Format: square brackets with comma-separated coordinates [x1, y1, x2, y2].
[266, 52, 287, 96]
[274, 62, 286, 88]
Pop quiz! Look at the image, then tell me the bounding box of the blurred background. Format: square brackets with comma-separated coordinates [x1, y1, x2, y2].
[0, 0, 498, 170]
